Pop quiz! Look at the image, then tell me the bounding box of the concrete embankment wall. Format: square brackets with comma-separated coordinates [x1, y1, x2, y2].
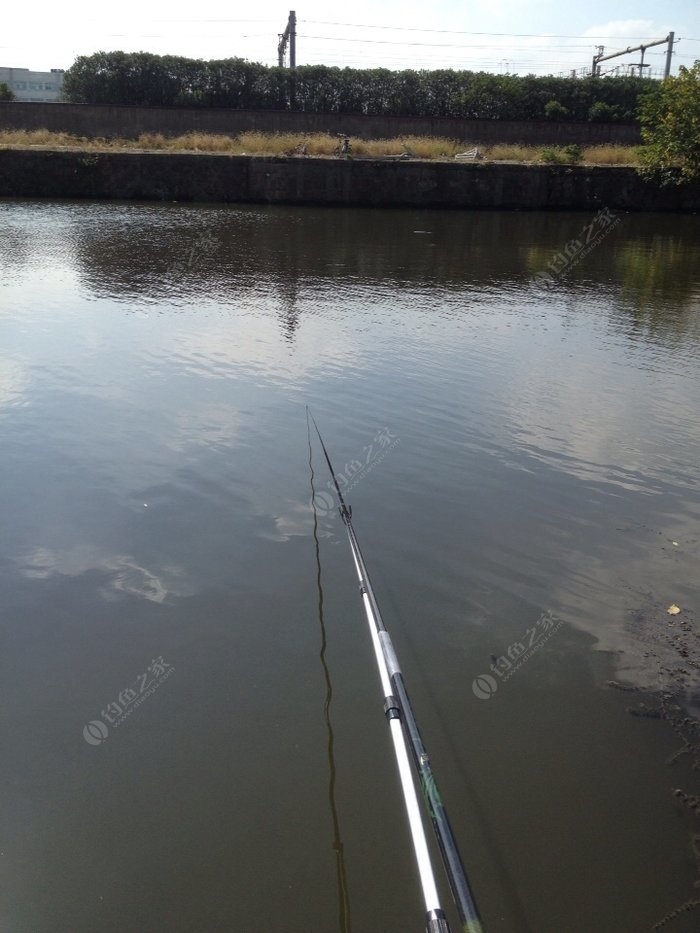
[0, 101, 642, 147]
[1, 149, 697, 211]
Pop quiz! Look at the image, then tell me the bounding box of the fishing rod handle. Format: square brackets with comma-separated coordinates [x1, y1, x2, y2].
[426, 909, 450, 932]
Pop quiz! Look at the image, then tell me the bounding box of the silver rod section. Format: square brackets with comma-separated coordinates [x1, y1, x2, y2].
[346, 520, 483, 933]
[308, 411, 484, 933]
[350, 546, 444, 920]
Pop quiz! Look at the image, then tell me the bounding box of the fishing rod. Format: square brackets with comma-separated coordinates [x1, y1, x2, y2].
[308, 410, 483, 933]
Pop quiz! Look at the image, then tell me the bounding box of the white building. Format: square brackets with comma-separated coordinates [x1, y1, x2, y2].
[0, 67, 65, 102]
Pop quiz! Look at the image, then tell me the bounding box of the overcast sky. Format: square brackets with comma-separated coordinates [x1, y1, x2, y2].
[3, 0, 699, 77]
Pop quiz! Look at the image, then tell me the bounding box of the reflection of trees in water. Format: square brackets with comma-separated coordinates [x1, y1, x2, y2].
[65, 204, 700, 343]
[525, 215, 700, 343]
[612, 235, 700, 339]
[69, 205, 307, 338]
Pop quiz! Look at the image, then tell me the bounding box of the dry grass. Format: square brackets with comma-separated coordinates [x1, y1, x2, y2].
[583, 144, 640, 165]
[236, 131, 308, 154]
[353, 135, 463, 158]
[137, 131, 241, 152]
[300, 134, 338, 156]
[484, 143, 639, 164]
[0, 128, 100, 148]
[485, 144, 539, 162]
[0, 127, 640, 165]
[135, 132, 170, 150]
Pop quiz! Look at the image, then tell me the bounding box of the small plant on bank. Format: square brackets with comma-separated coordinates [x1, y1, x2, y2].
[563, 144, 583, 163]
[540, 145, 582, 164]
[540, 146, 564, 164]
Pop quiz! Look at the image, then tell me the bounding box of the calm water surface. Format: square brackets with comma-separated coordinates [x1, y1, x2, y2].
[1, 201, 699, 933]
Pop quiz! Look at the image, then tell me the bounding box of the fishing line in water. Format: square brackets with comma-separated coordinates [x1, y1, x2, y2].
[307, 414, 353, 933]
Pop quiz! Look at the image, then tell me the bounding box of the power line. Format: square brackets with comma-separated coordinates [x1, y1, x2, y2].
[299, 34, 595, 50]
[300, 20, 662, 41]
[112, 18, 278, 24]
[302, 53, 601, 66]
[302, 53, 587, 65]
[297, 51, 607, 69]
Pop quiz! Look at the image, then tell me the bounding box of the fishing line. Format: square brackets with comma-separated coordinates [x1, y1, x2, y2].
[307, 415, 353, 933]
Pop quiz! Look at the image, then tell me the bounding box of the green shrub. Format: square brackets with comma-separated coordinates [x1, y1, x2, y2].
[563, 144, 583, 163]
[540, 146, 563, 163]
[540, 145, 582, 164]
[638, 61, 700, 185]
[588, 101, 619, 122]
[544, 100, 569, 121]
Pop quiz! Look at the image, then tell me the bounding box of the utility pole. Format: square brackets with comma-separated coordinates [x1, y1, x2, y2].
[592, 46, 605, 77]
[664, 31, 675, 79]
[289, 10, 296, 69]
[277, 10, 296, 69]
[636, 45, 648, 78]
[277, 11, 297, 110]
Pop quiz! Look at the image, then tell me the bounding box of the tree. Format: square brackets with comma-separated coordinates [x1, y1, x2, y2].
[588, 101, 620, 122]
[544, 99, 568, 121]
[639, 61, 700, 185]
[0, 82, 15, 101]
[61, 50, 654, 121]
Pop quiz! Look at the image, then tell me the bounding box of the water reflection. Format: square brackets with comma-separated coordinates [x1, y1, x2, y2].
[614, 234, 700, 335]
[32, 202, 697, 313]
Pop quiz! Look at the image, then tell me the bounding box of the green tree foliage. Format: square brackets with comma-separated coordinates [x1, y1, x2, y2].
[588, 101, 620, 122]
[639, 61, 700, 184]
[544, 100, 568, 120]
[0, 82, 15, 101]
[62, 51, 652, 122]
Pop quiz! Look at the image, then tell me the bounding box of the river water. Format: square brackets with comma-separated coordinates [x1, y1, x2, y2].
[1, 200, 699, 933]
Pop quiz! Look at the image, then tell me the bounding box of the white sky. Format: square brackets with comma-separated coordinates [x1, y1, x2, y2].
[3, 1, 699, 77]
